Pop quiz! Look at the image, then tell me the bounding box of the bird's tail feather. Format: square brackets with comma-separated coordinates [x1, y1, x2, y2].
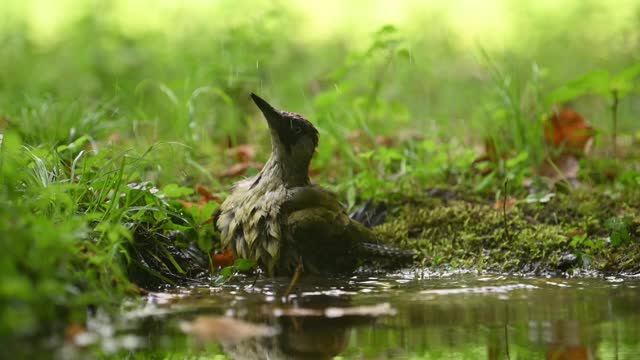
[358, 241, 416, 260]
[349, 200, 387, 228]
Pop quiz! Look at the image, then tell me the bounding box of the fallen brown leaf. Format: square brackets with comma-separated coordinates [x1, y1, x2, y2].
[375, 135, 394, 148]
[64, 323, 86, 343]
[346, 128, 365, 144]
[108, 132, 122, 144]
[309, 167, 321, 177]
[228, 144, 256, 163]
[493, 197, 517, 211]
[565, 230, 586, 238]
[395, 129, 425, 143]
[196, 183, 221, 203]
[544, 109, 594, 155]
[178, 200, 199, 210]
[212, 249, 235, 268]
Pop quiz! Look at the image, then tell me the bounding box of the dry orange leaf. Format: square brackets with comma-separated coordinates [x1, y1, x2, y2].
[196, 183, 221, 203]
[108, 132, 122, 144]
[346, 128, 365, 143]
[178, 200, 199, 210]
[228, 144, 256, 163]
[544, 109, 594, 155]
[565, 230, 586, 238]
[493, 197, 517, 211]
[309, 167, 321, 177]
[375, 135, 394, 148]
[64, 323, 86, 343]
[212, 249, 235, 268]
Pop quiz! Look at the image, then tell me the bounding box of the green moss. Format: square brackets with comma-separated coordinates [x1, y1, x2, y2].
[376, 187, 640, 274]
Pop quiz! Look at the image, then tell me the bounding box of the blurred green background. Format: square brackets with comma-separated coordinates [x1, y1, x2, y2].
[2, 0, 638, 181]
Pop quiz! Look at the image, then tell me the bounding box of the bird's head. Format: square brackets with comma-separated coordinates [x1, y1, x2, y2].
[251, 93, 318, 185]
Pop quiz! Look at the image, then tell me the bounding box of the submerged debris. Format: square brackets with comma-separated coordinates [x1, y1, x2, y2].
[180, 316, 278, 344]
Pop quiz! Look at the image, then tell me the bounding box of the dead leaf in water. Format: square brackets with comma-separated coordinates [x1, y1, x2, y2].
[180, 316, 277, 344]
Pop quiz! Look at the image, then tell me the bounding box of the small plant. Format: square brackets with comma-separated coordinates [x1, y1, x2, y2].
[214, 259, 257, 285]
[605, 216, 634, 247]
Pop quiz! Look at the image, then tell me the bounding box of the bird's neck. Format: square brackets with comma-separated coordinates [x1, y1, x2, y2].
[261, 153, 310, 188]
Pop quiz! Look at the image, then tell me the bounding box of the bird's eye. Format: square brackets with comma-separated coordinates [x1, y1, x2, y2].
[293, 125, 302, 134]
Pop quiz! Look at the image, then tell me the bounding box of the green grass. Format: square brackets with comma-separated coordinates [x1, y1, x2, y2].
[1, 0, 640, 348]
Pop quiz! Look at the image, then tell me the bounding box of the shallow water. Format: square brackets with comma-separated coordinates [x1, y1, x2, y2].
[76, 272, 640, 359]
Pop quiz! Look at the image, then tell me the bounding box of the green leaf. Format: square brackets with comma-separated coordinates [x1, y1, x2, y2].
[396, 47, 411, 61]
[605, 216, 633, 247]
[474, 171, 496, 193]
[375, 24, 398, 36]
[346, 185, 357, 210]
[60, 135, 91, 153]
[358, 151, 374, 160]
[420, 140, 437, 152]
[611, 62, 640, 97]
[544, 69, 609, 105]
[506, 151, 528, 169]
[234, 259, 257, 272]
[200, 201, 219, 221]
[570, 234, 587, 248]
[0, 131, 22, 152]
[220, 266, 233, 278]
[161, 184, 194, 198]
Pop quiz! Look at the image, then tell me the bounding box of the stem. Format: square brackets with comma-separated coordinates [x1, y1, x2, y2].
[502, 178, 511, 242]
[611, 89, 619, 158]
[362, 50, 394, 141]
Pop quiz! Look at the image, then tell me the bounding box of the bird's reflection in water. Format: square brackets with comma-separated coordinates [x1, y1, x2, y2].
[223, 295, 380, 360]
[543, 320, 596, 360]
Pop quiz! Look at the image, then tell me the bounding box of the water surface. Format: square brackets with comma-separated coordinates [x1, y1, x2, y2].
[79, 272, 640, 359]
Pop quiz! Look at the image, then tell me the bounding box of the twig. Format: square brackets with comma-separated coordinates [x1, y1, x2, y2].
[611, 89, 619, 158]
[282, 258, 304, 300]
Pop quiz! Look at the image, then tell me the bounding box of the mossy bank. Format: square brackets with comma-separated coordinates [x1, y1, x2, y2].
[375, 187, 640, 275]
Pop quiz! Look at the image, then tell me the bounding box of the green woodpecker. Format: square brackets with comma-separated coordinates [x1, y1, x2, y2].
[216, 93, 413, 276]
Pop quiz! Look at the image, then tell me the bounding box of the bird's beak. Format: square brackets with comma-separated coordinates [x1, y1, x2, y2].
[250, 93, 286, 138]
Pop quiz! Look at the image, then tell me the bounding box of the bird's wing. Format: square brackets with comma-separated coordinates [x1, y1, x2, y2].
[283, 207, 354, 274]
[282, 185, 345, 214]
[278, 186, 377, 274]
